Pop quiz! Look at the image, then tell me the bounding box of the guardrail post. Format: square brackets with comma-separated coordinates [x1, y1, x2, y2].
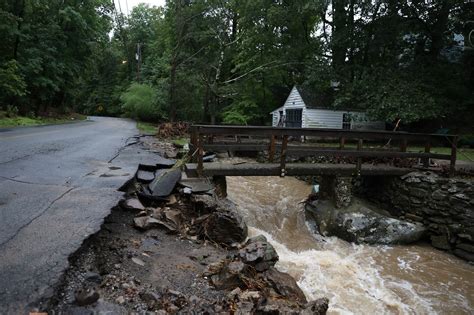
[197, 133, 204, 177]
[400, 138, 407, 152]
[423, 140, 431, 168]
[190, 127, 198, 161]
[339, 137, 345, 150]
[450, 136, 457, 177]
[269, 135, 276, 162]
[356, 139, 363, 174]
[280, 135, 288, 177]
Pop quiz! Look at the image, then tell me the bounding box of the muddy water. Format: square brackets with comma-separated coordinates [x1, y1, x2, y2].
[226, 175, 474, 314]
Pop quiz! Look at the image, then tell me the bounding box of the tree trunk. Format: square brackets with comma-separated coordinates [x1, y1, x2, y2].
[332, 0, 348, 75]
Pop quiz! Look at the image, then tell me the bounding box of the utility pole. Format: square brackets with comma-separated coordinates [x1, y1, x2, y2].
[136, 43, 141, 82]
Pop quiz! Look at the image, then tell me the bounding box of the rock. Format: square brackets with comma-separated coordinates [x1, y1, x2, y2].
[456, 243, 474, 253]
[167, 194, 178, 205]
[306, 203, 426, 245]
[120, 198, 145, 211]
[134, 216, 161, 230]
[115, 296, 125, 304]
[405, 213, 423, 222]
[334, 177, 352, 208]
[75, 286, 100, 306]
[236, 302, 255, 314]
[134, 216, 177, 233]
[204, 210, 248, 245]
[430, 235, 450, 250]
[210, 260, 250, 290]
[239, 236, 278, 272]
[432, 189, 448, 201]
[140, 291, 161, 309]
[454, 249, 474, 262]
[239, 290, 261, 301]
[131, 257, 145, 266]
[84, 271, 102, 284]
[259, 267, 307, 304]
[302, 298, 330, 315]
[409, 188, 427, 198]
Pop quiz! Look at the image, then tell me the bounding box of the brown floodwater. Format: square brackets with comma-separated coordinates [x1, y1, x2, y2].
[226, 173, 474, 314]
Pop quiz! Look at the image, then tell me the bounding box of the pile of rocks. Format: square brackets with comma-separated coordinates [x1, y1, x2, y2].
[204, 235, 329, 314]
[358, 171, 474, 261]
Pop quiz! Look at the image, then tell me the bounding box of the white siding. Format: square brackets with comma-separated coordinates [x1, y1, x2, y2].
[283, 86, 306, 109]
[270, 86, 384, 130]
[305, 109, 345, 129]
[282, 86, 307, 127]
[272, 113, 278, 126]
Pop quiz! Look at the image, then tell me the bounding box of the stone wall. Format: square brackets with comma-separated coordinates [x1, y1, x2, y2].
[357, 172, 474, 262]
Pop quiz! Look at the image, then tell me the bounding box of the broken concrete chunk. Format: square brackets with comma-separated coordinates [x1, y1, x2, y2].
[179, 178, 213, 193]
[120, 198, 145, 211]
[136, 170, 156, 183]
[156, 160, 176, 168]
[134, 216, 162, 230]
[148, 169, 181, 197]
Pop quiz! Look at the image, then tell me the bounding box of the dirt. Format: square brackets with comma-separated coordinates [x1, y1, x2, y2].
[49, 204, 230, 314]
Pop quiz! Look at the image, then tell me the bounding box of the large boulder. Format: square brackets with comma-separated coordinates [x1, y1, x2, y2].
[306, 201, 426, 244]
[204, 210, 248, 245]
[259, 267, 307, 304]
[239, 235, 279, 272]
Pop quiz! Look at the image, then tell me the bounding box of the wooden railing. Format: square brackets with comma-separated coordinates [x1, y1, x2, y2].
[190, 125, 458, 177]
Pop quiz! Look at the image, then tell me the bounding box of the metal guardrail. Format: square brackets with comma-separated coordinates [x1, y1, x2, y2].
[190, 125, 458, 177]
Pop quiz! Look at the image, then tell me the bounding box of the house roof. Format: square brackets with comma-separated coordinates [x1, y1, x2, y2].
[295, 85, 335, 110]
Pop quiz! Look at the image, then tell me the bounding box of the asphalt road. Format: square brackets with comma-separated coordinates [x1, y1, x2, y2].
[0, 117, 163, 313]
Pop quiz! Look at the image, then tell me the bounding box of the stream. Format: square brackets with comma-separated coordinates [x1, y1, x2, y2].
[226, 175, 474, 314]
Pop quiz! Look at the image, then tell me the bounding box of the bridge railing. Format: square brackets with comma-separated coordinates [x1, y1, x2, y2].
[189, 125, 458, 177]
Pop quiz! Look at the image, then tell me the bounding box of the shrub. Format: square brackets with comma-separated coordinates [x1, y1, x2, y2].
[120, 83, 163, 122]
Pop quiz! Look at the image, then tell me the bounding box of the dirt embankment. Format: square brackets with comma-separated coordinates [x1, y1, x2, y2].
[47, 137, 329, 314]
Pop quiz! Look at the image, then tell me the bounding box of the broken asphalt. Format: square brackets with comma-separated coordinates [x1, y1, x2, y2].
[0, 116, 172, 313]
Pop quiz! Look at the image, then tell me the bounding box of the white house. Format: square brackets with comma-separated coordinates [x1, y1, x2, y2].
[270, 86, 384, 130]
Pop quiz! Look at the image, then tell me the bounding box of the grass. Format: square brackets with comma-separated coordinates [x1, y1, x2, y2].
[0, 113, 86, 128]
[172, 138, 188, 147]
[136, 121, 157, 134]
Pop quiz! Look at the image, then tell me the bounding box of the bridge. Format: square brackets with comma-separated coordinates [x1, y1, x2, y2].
[186, 125, 458, 178]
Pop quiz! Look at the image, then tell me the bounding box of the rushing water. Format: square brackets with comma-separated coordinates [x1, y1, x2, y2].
[226, 174, 474, 314]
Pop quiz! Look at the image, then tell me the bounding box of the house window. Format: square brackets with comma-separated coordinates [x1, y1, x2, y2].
[342, 113, 351, 130]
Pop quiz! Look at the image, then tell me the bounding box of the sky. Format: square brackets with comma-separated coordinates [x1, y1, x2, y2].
[116, 0, 166, 15]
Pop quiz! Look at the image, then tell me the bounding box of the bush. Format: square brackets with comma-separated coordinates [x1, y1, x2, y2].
[120, 83, 163, 122]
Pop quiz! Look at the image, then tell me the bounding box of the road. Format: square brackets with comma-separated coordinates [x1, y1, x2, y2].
[0, 117, 163, 313]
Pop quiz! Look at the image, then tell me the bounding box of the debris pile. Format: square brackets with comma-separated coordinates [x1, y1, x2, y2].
[157, 122, 190, 138]
[50, 139, 329, 314]
[204, 235, 329, 314]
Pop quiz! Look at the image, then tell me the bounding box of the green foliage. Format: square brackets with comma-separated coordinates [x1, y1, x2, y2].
[120, 83, 163, 121]
[0, 0, 471, 131]
[0, 60, 26, 100]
